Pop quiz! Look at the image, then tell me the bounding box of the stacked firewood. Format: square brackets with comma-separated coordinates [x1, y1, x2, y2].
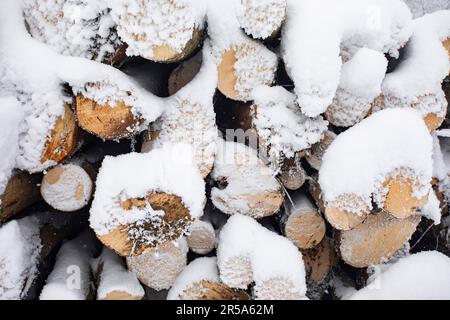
[0, 0, 450, 300]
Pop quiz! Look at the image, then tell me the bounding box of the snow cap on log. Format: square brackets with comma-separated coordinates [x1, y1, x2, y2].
[93, 247, 144, 300]
[236, 0, 287, 40]
[89, 143, 205, 256]
[207, 0, 278, 101]
[281, 0, 412, 117]
[325, 48, 388, 127]
[319, 108, 432, 226]
[0, 217, 41, 300]
[217, 214, 307, 300]
[211, 139, 283, 219]
[168, 257, 250, 300]
[380, 10, 450, 131]
[146, 44, 218, 178]
[110, 0, 206, 62]
[348, 251, 450, 299]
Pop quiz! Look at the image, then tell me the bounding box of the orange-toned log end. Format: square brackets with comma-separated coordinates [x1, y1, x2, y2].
[0, 171, 41, 222]
[383, 176, 428, 219]
[98, 192, 192, 257]
[284, 208, 326, 249]
[100, 291, 143, 300]
[301, 237, 337, 284]
[147, 29, 203, 63]
[179, 281, 250, 300]
[41, 103, 78, 165]
[423, 112, 445, 131]
[325, 206, 367, 231]
[217, 49, 238, 100]
[338, 211, 421, 268]
[75, 95, 142, 140]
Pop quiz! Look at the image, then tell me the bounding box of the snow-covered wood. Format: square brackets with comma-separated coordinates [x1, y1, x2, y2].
[277, 153, 307, 191]
[93, 248, 144, 300]
[208, 0, 278, 102]
[305, 131, 337, 171]
[337, 211, 421, 268]
[217, 214, 307, 300]
[167, 257, 250, 300]
[90, 143, 205, 256]
[126, 238, 188, 291]
[280, 193, 326, 249]
[319, 109, 432, 228]
[110, 0, 206, 63]
[187, 219, 216, 255]
[211, 139, 283, 219]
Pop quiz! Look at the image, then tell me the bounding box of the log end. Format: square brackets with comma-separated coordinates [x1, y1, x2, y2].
[179, 280, 250, 300]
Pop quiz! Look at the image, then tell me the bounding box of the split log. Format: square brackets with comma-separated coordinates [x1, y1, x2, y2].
[89, 144, 206, 256]
[305, 131, 337, 171]
[187, 219, 216, 255]
[126, 238, 188, 291]
[39, 230, 96, 300]
[337, 211, 421, 268]
[279, 193, 326, 249]
[93, 248, 144, 300]
[168, 51, 202, 95]
[236, 0, 286, 40]
[110, 0, 205, 63]
[167, 257, 249, 300]
[0, 171, 41, 222]
[207, 0, 277, 102]
[41, 163, 94, 212]
[210, 139, 283, 219]
[218, 214, 307, 300]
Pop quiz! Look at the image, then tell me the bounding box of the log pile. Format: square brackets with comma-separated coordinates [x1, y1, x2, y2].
[0, 0, 450, 301]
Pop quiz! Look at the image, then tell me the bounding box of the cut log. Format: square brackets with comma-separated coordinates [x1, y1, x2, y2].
[93, 248, 144, 300]
[41, 163, 94, 212]
[305, 131, 337, 171]
[168, 51, 202, 95]
[89, 144, 206, 256]
[111, 0, 205, 63]
[210, 139, 283, 219]
[126, 238, 188, 291]
[337, 211, 421, 268]
[279, 193, 326, 249]
[207, 0, 277, 102]
[40, 102, 79, 165]
[324, 195, 369, 231]
[168, 257, 249, 300]
[236, 0, 286, 40]
[187, 219, 216, 255]
[217, 214, 307, 300]
[0, 171, 41, 222]
[278, 153, 307, 190]
[40, 231, 96, 300]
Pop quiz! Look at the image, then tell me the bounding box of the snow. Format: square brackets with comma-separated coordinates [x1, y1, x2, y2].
[23, 0, 122, 63]
[90, 143, 205, 237]
[251, 86, 328, 163]
[40, 234, 93, 300]
[110, 0, 206, 58]
[167, 257, 219, 300]
[403, 0, 450, 18]
[348, 251, 450, 299]
[319, 108, 433, 214]
[210, 139, 281, 218]
[0, 97, 23, 196]
[421, 190, 441, 224]
[236, 0, 286, 39]
[281, 0, 412, 117]
[93, 248, 144, 300]
[0, 217, 41, 300]
[217, 214, 307, 299]
[381, 10, 450, 118]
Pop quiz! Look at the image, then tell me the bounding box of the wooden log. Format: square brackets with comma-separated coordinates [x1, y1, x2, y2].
[93, 248, 144, 300]
[126, 238, 188, 291]
[0, 171, 41, 222]
[41, 163, 94, 212]
[279, 193, 326, 249]
[278, 153, 307, 190]
[111, 0, 205, 63]
[324, 195, 369, 231]
[236, 0, 286, 40]
[186, 219, 216, 255]
[168, 51, 202, 95]
[167, 257, 249, 300]
[337, 211, 421, 268]
[308, 175, 326, 214]
[305, 131, 337, 171]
